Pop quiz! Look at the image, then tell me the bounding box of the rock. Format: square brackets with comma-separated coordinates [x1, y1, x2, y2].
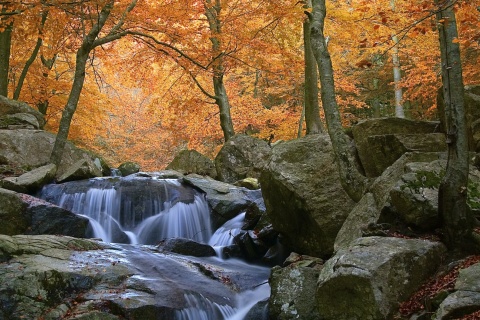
[0, 234, 262, 320]
[166, 149, 217, 178]
[0, 188, 89, 237]
[0, 129, 106, 179]
[57, 159, 103, 183]
[334, 152, 446, 252]
[269, 264, 322, 320]
[259, 134, 356, 257]
[2, 113, 40, 129]
[0, 163, 56, 193]
[118, 161, 141, 176]
[183, 174, 264, 229]
[0, 95, 45, 129]
[316, 237, 446, 320]
[352, 118, 444, 177]
[160, 238, 216, 257]
[215, 134, 271, 183]
[435, 263, 480, 319]
[438, 85, 480, 151]
[233, 177, 260, 190]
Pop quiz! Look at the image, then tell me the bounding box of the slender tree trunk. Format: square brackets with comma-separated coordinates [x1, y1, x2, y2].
[309, 0, 369, 202]
[50, 1, 114, 165]
[0, 19, 12, 97]
[436, 0, 476, 250]
[392, 35, 404, 118]
[205, 0, 235, 141]
[298, 100, 305, 138]
[37, 54, 57, 115]
[390, 0, 404, 118]
[303, 2, 323, 134]
[13, 9, 48, 100]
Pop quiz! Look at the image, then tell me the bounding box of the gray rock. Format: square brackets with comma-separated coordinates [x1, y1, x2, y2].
[0, 129, 106, 179]
[438, 85, 480, 151]
[57, 159, 103, 183]
[352, 118, 444, 177]
[160, 238, 216, 257]
[0, 188, 89, 237]
[435, 263, 480, 319]
[316, 237, 446, 320]
[0, 163, 56, 193]
[259, 134, 355, 257]
[118, 161, 141, 176]
[183, 174, 263, 229]
[166, 149, 217, 178]
[335, 152, 446, 252]
[0, 95, 45, 129]
[4, 113, 40, 129]
[215, 134, 271, 183]
[269, 264, 322, 320]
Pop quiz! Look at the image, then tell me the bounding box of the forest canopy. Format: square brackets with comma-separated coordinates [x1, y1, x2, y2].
[1, 0, 479, 170]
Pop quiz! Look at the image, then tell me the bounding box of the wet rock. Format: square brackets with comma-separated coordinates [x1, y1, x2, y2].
[316, 237, 446, 320]
[160, 238, 216, 257]
[260, 134, 355, 257]
[0, 188, 89, 237]
[215, 134, 271, 183]
[166, 149, 217, 178]
[183, 174, 264, 228]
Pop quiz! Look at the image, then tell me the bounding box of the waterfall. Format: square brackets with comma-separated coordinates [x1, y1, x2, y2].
[39, 174, 270, 320]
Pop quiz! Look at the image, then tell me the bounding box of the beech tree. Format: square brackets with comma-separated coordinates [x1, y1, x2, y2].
[435, 0, 479, 251]
[50, 0, 138, 165]
[308, 0, 369, 202]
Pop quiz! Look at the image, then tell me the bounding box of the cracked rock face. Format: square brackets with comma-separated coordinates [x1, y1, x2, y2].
[0, 234, 268, 320]
[315, 236, 446, 320]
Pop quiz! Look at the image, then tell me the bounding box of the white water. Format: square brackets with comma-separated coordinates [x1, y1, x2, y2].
[41, 178, 270, 320]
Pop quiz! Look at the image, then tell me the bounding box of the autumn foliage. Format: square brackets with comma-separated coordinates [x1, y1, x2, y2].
[1, 0, 479, 170]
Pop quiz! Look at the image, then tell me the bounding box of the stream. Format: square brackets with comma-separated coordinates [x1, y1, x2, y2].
[39, 174, 270, 319]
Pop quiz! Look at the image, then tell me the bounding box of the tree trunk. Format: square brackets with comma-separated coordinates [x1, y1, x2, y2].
[50, 1, 115, 165]
[435, 0, 476, 250]
[205, 0, 235, 141]
[303, 4, 323, 134]
[13, 9, 48, 100]
[309, 0, 369, 202]
[390, 0, 404, 118]
[0, 19, 12, 97]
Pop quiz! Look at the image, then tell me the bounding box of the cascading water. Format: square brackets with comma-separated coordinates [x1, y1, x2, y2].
[39, 174, 270, 320]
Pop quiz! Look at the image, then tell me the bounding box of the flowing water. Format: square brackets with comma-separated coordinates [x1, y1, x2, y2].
[39, 174, 270, 319]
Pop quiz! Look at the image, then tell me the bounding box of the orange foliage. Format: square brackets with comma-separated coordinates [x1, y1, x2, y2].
[3, 0, 480, 170]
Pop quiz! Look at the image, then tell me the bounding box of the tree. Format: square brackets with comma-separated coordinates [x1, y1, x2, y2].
[303, 0, 323, 135]
[0, 8, 13, 97]
[308, 0, 369, 202]
[50, 0, 138, 165]
[435, 0, 479, 251]
[390, 0, 405, 118]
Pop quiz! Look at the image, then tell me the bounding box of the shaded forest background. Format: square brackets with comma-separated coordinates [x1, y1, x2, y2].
[2, 0, 479, 170]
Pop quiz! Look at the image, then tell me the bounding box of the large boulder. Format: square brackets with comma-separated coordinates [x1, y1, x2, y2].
[166, 149, 217, 178]
[215, 134, 271, 183]
[316, 237, 446, 320]
[435, 263, 480, 319]
[0, 163, 56, 193]
[259, 134, 356, 257]
[183, 174, 264, 229]
[0, 96, 45, 129]
[269, 254, 323, 320]
[0, 129, 107, 179]
[438, 85, 480, 151]
[352, 118, 445, 177]
[57, 159, 103, 183]
[0, 188, 89, 237]
[118, 161, 141, 176]
[334, 152, 445, 252]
